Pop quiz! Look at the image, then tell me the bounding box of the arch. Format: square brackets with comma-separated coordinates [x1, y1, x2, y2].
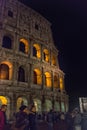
[19, 38, 29, 54]
[33, 99, 42, 113]
[61, 102, 65, 112]
[59, 78, 64, 90]
[16, 97, 28, 112]
[0, 64, 9, 79]
[0, 96, 10, 119]
[33, 43, 41, 58]
[33, 69, 42, 85]
[43, 49, 50, 62]
[44, 72, 52, 87]
[2, 35, 12, 49]
[18, 66, 25, 82]
[54, 75, 58, 88]
[0, 61, 13, 80]
[43, 99, 52, 112]
[54, 101, 60, 112]
[33, 46, 37, 57]
[52, 54, 56, 65]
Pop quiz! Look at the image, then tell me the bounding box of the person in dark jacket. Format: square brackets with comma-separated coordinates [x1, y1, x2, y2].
[28, 104, 37, 130]
[65, 111, 74, 130]
[15, 105, 29, 130]
[0, 104, 7, 130]
[47, 109, 54, 130]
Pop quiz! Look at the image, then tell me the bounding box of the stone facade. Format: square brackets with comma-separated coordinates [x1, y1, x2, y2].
[0, 0, 68, 119]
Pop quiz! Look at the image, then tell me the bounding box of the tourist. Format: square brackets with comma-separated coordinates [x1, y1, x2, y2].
[65, 111, 75, 130]
[47, 109, 54, 130]
[14, 105, 29, 130]
[73, 108, 82, 130]
[28, 104, 37, 130]
[0, 104, 7, 130]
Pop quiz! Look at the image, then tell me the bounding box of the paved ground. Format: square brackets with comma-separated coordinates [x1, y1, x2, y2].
[37, 121, 49, 130]
[6, 121, 59, 130]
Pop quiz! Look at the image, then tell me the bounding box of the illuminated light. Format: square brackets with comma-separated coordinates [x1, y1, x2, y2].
[33, 43, 41, 58]
[43, 49, 50, 62]
[59, 78, 64, 90]
[0, 61, 13, 80]
[52, 54, 56, 65]
[33, 69, 42, 85]
[44, 72, 52, 87]
[20, 38, 29, 54]
[0, 96, 8, 105]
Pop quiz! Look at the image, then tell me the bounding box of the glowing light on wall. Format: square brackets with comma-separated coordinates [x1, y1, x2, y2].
[20, 38, 29, 54]
[44, 72, 52, 87]
[43, 49, 50, 62]
[0, 96, 8, 105]
[33, 69, 42, 85]
[59, 78, 64, 90]
[33, 44, 41, 58]
[17, 97, 28, 112]
[52, 54, 56, 65]
[0, 61, 13, 80]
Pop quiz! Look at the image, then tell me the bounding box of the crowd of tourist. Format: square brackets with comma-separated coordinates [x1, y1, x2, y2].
[0, 103, 87, 130]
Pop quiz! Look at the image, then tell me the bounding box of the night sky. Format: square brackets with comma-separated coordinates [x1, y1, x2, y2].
[19, 0, 87, 105]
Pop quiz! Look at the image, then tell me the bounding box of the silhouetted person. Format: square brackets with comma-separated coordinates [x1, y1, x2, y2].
[0, 104, 7, 130]
[15, 105, 29, 130]
[28, 105, 37, 130]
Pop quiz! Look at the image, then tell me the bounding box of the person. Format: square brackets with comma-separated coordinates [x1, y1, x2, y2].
[47, 109, 54, 130]
[53, 113, 68, 130]
[0, 104, 7, 130]
[65, 111, 75, 130]
[14, 105, 29, 130]
[73, 108, 82, 130]
[82, 109, 87, 130]
[28, 104, 37, 130]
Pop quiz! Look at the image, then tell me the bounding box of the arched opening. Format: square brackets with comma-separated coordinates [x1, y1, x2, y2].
[54, 75, 58, 88]
[0, 61, 13, 80]
[0, 64, 9, 80]
[0, 96, 10, 119]
[19, 38, 29, 54]
[18, 66, 25, 82]
[54, 101, 60, 112]
[59, 78, 64, 90]
[33, 46, 37, 57]
[2, 36, 12, 49]
[33, 99, 41, 113]
[44, 72, 52, 87]
[33, 44, 41, 58]
[16, 97, 28, 112]
[43, 99, 52, 112]
[33, 69, 42, 85]
[52, 54, 56, 65]
[43, 49, 50, 62]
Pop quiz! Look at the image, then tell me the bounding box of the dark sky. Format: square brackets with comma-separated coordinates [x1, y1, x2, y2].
[19, 0, 87, 99]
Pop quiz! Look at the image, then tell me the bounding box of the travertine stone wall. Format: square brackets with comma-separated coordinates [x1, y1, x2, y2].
[0, 0, 69, 119]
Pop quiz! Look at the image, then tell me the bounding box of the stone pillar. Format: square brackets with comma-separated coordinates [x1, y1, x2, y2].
[51, 72, 54, 91]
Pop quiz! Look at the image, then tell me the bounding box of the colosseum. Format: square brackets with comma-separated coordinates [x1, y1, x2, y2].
[0, 0, 68, 119]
